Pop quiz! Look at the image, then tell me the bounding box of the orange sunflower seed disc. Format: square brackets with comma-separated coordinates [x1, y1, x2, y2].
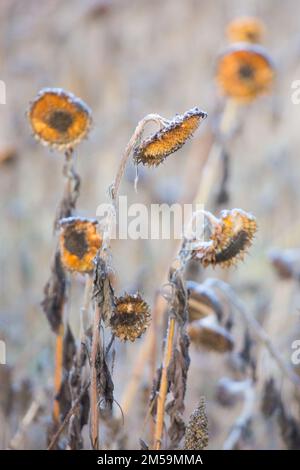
[59, 217, 102, 273]
[226, 16, 265, 44]
[28, 88, 92, 150]
[216, 43, 275, 102]
[134, 107, 207, 167]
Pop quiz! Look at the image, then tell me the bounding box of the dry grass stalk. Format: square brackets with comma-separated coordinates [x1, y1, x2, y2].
[153, 316, 176, 450]
[53, 325, 64, 423]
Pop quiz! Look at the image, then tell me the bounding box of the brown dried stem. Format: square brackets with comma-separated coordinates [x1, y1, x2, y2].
[51, 149, 80, 424]
[111, 114, 169, 202]
[153, 316, 176, 450]
[90, 303, 101, 449]
[53, 325, 64, 423]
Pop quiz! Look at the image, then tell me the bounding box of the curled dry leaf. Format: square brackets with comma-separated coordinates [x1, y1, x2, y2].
[41, 251, 66, 334]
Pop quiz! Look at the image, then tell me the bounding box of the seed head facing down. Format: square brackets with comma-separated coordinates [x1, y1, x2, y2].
[134, 107, 207, 167]
[193, 208, 257, 268]
[186, 280, 221, 321]
[59, 217, 102, 273]
[110, 293, 151, 342]
[226, 17, 265, 44]
[187, 318, 234, 353]
[28, 88, 92, 150]
[216, 43, 274, 102]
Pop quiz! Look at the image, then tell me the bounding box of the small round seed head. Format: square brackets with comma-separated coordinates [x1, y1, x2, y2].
[110, 293, 151, 342]
[134, 107, 207, 167]
[59, 217, 102, 273]
[28, 88, 92, 150]
[226, 17, 265, 44]
[193, 208, 257, 268]
[216, 43, 274, 102]
[187, 318, 234, 353]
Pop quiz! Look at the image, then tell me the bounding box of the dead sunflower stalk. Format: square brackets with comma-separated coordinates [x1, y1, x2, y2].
[88, 108, 206, 448]
[29, 88, 92, 434]
[152, 266, 190, 450]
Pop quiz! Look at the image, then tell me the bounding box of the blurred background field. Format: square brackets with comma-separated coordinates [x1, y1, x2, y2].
[1, 0, 300, 450]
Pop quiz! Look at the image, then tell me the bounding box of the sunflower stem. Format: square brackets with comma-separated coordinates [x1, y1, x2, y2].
[111, 114, 169, 202]
[90, 303, 101, 449]
[153, 316, 176, 450]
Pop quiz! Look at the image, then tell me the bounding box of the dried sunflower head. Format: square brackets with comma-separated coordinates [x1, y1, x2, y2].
[216, 44, 274, 102]
[134, 107, 207, 167]
[187, 318, 234, 353]
[226, 17, 265, 44]
[28, 88, 92, 150]
[110, 293, 151, 342]
[59, 217, 102, 273]
[186, 280, 222, 321]
[192, 208, 257, 268]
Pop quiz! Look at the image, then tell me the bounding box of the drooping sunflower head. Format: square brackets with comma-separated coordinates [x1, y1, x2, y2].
[28, 88, 92, 150]
[134, 107, 207, 167]
[59, 217, 102, 273]
[226, 16, 265, 44]
[186, 280, 221, 321]
[192, 208, 257, 268]
[110, 293, 151, 342]
[216, 44, 274, 102]
[187, 318, 234, 353]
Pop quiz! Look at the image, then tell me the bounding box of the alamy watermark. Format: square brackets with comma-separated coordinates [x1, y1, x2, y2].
[291, 339, 300, 365]
[0, 80, 6, 104]
[291, 80, 300, 104]
[96, 197, 206, 247]
[0, 340, 6, 365]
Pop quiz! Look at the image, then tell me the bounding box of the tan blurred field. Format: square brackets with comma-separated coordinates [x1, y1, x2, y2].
[1, 0, 300, 450]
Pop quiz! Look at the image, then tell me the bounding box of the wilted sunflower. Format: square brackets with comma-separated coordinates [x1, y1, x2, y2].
[226, 17, 265, 44]
[28, 88, 92, 150]
[186, 280, 222, 321]
[216, 44, 274, 102]
[110, 293, 151, 342]
[134, 107, 207, 167]
[187, 318, 234, 353]
[192, 208, 257, 268]
[59, 217, 102, 273]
